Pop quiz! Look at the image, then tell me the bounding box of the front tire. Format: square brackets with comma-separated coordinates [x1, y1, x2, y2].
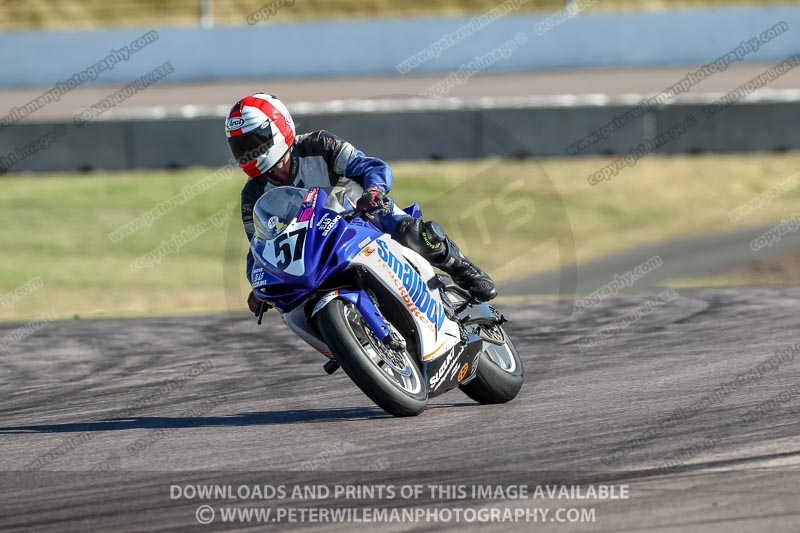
[459, 325, 524, 404]
[316, 299, 428, 417]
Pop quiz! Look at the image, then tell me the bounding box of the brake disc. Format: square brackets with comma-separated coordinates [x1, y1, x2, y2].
[364, 322, 412, 377]
[477, 324, 507, 346]
[380, 348, 412, 377]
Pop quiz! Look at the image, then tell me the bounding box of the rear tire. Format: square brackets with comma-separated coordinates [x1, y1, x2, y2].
[459, 326, 524, 404]
[316, 300, 427, 417]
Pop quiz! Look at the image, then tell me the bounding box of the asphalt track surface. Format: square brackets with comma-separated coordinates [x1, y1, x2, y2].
[3, 64, 800, 119]
[1, 283, 799, 531]
[504, 223, 800, 296]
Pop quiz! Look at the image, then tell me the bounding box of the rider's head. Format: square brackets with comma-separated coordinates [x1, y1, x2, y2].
[225, 93, 295, 184]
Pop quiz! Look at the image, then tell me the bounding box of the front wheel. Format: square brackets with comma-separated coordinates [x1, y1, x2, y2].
[316, 299, 427, 417]
[459, 324, 524, 404]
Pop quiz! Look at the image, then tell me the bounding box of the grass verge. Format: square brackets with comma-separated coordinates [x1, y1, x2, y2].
[0, 0, 786, 30]
[1, 152, 799, 320]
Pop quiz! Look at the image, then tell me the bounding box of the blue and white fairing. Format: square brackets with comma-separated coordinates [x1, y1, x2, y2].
[249, 186, 461, 363]
[249, 187, 381, 312]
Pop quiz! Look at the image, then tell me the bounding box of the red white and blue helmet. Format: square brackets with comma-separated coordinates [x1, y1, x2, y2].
[225, 93, 295, 178]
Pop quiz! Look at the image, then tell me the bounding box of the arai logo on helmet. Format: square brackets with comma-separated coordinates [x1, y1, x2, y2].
[226, 117, 245, 130]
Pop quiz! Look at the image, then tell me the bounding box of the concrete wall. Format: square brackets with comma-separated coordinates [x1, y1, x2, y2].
[2, 99, 798, 173]
[1, 6, 799, 87]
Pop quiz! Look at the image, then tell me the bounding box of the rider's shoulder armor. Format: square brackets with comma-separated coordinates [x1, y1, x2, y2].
[241, 131, 360, 237]
[292, 131, 357, 188]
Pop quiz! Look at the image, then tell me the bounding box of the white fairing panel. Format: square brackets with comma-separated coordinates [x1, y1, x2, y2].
[256, 219, 310, 277]
[351, 235, 461, 362]
[282, 306, 333, 357]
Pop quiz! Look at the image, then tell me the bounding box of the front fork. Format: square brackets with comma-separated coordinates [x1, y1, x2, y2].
[310, 272, 506, 386]
[311, 288, 392, 343]
[310, 274, 507, 357]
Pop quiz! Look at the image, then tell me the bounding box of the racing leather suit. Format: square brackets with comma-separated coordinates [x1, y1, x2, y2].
[240, 130, 496, 301]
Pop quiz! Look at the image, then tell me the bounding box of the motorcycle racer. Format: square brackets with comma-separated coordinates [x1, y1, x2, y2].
[225, 93, 496, 315]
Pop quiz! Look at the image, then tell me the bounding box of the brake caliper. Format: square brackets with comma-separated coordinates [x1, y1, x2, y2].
[382, 329, 407, 352]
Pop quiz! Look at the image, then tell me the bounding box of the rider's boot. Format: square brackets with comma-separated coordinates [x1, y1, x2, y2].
[394, 218, 497, 302]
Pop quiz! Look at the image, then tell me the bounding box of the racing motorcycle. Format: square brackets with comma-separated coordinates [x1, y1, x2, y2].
[250, 186, 523, 417]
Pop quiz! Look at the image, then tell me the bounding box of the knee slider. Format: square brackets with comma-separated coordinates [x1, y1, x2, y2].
[422, 221, 446, 247]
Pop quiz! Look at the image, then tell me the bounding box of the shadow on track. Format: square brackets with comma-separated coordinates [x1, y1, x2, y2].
[0, 402, 475, 434]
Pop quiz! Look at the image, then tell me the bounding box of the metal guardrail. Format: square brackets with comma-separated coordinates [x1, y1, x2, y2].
[1, 90, 799, 173]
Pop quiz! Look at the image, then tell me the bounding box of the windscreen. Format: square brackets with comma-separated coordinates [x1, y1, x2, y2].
[252, 186, 309, 240]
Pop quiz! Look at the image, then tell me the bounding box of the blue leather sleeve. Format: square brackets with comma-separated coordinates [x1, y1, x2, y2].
[246, 248, 255, 283]
[344, 149, 393, 192]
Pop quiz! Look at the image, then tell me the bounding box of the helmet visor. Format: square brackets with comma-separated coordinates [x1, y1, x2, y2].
[228, 129, 275, 163]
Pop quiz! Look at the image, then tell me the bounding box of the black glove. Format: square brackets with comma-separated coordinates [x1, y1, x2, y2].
[356, 186, 388, 214]
[247, 290, 271, 317]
